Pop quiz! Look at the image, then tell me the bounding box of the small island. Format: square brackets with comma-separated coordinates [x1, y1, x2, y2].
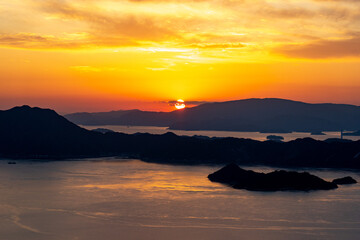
[91, 128, 115, 134]
[332, 177, 357, 185]
[266, 135, 284, 142]
[208, 164, 339, 191]
[311, 131, 326, 135]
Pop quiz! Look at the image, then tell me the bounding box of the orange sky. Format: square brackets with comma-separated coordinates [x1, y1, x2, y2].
[1, 0, 360, 113]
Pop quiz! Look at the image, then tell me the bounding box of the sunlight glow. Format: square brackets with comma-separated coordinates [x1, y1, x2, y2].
[175, 100, 186, 110]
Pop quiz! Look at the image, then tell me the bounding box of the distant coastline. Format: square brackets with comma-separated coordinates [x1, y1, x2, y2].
[81, 125, 359, 142]
[65, 98, 360, 134]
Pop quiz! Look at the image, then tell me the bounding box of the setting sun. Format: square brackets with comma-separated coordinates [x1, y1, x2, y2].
[175, 99, 186, 110]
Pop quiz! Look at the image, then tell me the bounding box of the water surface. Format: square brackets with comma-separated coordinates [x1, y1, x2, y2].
[0, 159, 359, 240]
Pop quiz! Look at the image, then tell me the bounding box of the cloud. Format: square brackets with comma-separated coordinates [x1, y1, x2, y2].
[275, 36, 360, 58]
[38, 0, 178, 41]
[0, 32, 138, 49]
[164, 100, 209, 106]
[0, 33, 80, 49]
[189, 42, 245, 49]
[313, 0, 360, 2]
[127, 0, 208, 2]
[258, 7, 315, 19]
[70, 66, 102, 72]
[70, 66, 121, 72]
[0, 0, 183, 49]
[2, 0, 360, 60]
[146, 67, 169, 71]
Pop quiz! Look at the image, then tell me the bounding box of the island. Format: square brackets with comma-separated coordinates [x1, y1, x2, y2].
[208, 163, 338, 191]
[311, 131, 326, 135]
[266, 135, 284, 142]
[91, 128, 115, 134]
[332, 177, 357, 185]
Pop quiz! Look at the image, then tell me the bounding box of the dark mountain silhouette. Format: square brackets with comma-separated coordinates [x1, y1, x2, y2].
[64, 98, 360, 133]
[1, 106, 360, 170]
[0, 105, 110, 157]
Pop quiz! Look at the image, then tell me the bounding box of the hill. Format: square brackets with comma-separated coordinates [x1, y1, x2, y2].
[0, 105, 110, 157]
[65, 98, 360, 133]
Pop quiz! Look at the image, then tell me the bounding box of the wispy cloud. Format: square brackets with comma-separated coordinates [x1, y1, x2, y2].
[189, 43, 245, 49]
[163, 100, 209, 106]
[36, 0, 180, 41]
[275, 36, 360, 58]
[1, 0, 360, 59]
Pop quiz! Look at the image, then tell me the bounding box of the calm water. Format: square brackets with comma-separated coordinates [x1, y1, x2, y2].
[0, 159, 359, 240]
[81, 125, 360, 142]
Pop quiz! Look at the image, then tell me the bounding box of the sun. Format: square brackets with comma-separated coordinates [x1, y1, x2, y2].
[175, 99, 186, 110]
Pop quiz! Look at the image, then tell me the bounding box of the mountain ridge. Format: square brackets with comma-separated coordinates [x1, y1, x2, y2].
[64, 98, 360, 132]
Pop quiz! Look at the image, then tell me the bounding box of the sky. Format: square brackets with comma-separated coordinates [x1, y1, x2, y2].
[0, 0, 360, 113]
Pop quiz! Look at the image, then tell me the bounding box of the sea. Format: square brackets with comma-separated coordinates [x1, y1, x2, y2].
[0, 159, 359, 240]
[81, 125, 360, 142]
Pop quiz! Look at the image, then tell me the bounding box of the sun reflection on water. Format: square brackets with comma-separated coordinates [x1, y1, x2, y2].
[76, 166, 228, 199]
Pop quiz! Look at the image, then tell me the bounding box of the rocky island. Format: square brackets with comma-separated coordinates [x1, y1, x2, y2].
[332, 177, 357, 185]
[208, 164, 340, 191]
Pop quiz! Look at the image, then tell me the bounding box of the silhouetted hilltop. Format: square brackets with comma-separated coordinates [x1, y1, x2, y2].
[1, 106, 360, 169]
[64, 98, 360, 132]
[0, 105, 108, 157]
[170, 98, 360, 132]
